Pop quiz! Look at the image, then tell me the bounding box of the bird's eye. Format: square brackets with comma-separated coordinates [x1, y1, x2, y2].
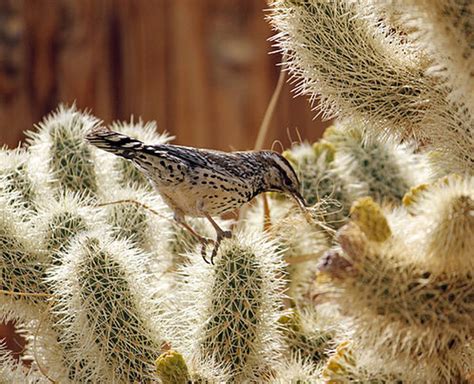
[284, 177, 292, 186]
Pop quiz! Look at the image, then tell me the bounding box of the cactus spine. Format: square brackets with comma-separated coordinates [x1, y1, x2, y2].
[0, 148, 38, 216]
[48, 233, 164, 383]
[27, 105, 102, 197]
[270, 0, 473, 174]
[318, 181, 474, 382]
[167, 233, 287, 382]
[324, 123, 429, 204]
[0, 197, 48, 321]
[283, 141, 353, 231]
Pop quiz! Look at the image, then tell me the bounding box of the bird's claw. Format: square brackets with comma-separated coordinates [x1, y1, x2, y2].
[200, 231, 233, 265]
[200, 238, 215, 265]
[210, 242, 220, 265]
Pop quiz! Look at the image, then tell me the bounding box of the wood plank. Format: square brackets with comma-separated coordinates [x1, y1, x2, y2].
[0, 0, 324, 151]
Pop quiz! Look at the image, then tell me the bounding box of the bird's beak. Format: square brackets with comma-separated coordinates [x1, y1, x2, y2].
[290, 191, 314, 224]
[291, 191, 309, 211]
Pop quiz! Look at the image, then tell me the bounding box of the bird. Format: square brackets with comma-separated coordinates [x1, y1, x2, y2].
[86, 127, 308, 264]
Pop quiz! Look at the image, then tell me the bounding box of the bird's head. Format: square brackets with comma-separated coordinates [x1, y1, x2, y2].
[260, 151, 308, 211]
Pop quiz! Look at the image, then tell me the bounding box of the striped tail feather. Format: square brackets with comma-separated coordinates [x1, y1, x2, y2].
[85, 127, 144, 160]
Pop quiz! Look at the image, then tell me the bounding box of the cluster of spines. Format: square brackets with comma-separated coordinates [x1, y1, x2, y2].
[0, 148, 38, 216]
[0, 105, 176, 383]
[26, 104, 103, 198]
[48, 233, 164, 383]
[270, 0, 473, 174]
[0, 346, 49, 384]
[318, 176, 474, 382]
[0, 197, 49, 321]
[166, 233, 287, 382]
[323, 123, 429, 205]
[282, 122, 429, 233]
[166, 217, 214, 271]
[283, 141, 353, 232]
[278, 307, 334, 366]
[34, 192, 95, 260]
[391, 0, 474, 116]
[272, 355, 321, 383]
[104, 187, 168, 254]
[242, 196, 329, 307]
[400, 175, 474, 274]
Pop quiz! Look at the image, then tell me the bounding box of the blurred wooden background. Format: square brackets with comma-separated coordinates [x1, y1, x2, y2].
[0, 0, 328, 150]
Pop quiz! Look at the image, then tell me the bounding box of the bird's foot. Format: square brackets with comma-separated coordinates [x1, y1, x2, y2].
[209, 230, 233, 264]
[200, 231, 233, 265]
[209, 242, 220, 265]
[200, 237, 216, 265]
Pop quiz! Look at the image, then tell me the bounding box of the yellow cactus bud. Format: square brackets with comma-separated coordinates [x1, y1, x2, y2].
[315, 270, 333, 284]
[402, 183, 429, 209]
[278, 309, 302, 333]
[313, 142, 336, 163]
[322, 125, 338, 140]
[350, 197, 391, 242]
[155, 350, 190, 384]
[322, 341, 354, 381]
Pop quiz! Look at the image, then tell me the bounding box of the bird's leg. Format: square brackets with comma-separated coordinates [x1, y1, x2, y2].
[173, 212, 214, 264]
[203, 213, 232, 239]
[201, 211, 233, 264]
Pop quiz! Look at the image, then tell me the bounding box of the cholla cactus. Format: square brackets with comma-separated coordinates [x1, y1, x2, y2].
[166, 217, 216, 271]
[273, 355, 321, 383]
[283, 122, 430, 232]
[0, 148, 38, 216]
[48, 232, 164, 383]
[270, 0, 473, 174]
[321, 340, 400, 383]
[104, 186, 169, 253]
[283, 141, 353, 231]
[33, 192, 96, 261]
[324, 123, 430, 204]
[0, 347, 49, 384]
[166, 232, 287, 382]
[318, 178, 474, 382]
[244, 197, 329, 307]
[0, 44, 472, 381]
[155, 350, 191, 384]
[279, 307, 334, 365]
[394, 0, 474, 116]
[399, 175, 474, 274]
[0, 197, 48, 321]
[26, 104, 103, 197]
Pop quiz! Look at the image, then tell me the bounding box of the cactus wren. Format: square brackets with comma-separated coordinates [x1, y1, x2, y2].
[86, 127, 307, 264]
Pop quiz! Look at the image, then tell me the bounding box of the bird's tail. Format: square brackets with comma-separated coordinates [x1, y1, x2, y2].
[85, 127, 144, 160]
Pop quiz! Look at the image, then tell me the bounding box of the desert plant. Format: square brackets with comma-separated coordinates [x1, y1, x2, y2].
[164, 233, 287, 382]
[48, 232, 164, 383]
[318, 178, 474, 382]
[27, 104, 104, 198]
[0, 148, 38, 216]
[0, 0, 472, 380]
[0, 346, 49, 384]
[270, 0, 473, 175]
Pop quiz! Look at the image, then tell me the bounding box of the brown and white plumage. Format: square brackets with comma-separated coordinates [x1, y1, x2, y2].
[86, 127, 306, 263]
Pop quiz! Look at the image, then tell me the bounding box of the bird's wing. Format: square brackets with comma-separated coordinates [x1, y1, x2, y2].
[142, 144, 241, 174]
[141, 144, 260, 186]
